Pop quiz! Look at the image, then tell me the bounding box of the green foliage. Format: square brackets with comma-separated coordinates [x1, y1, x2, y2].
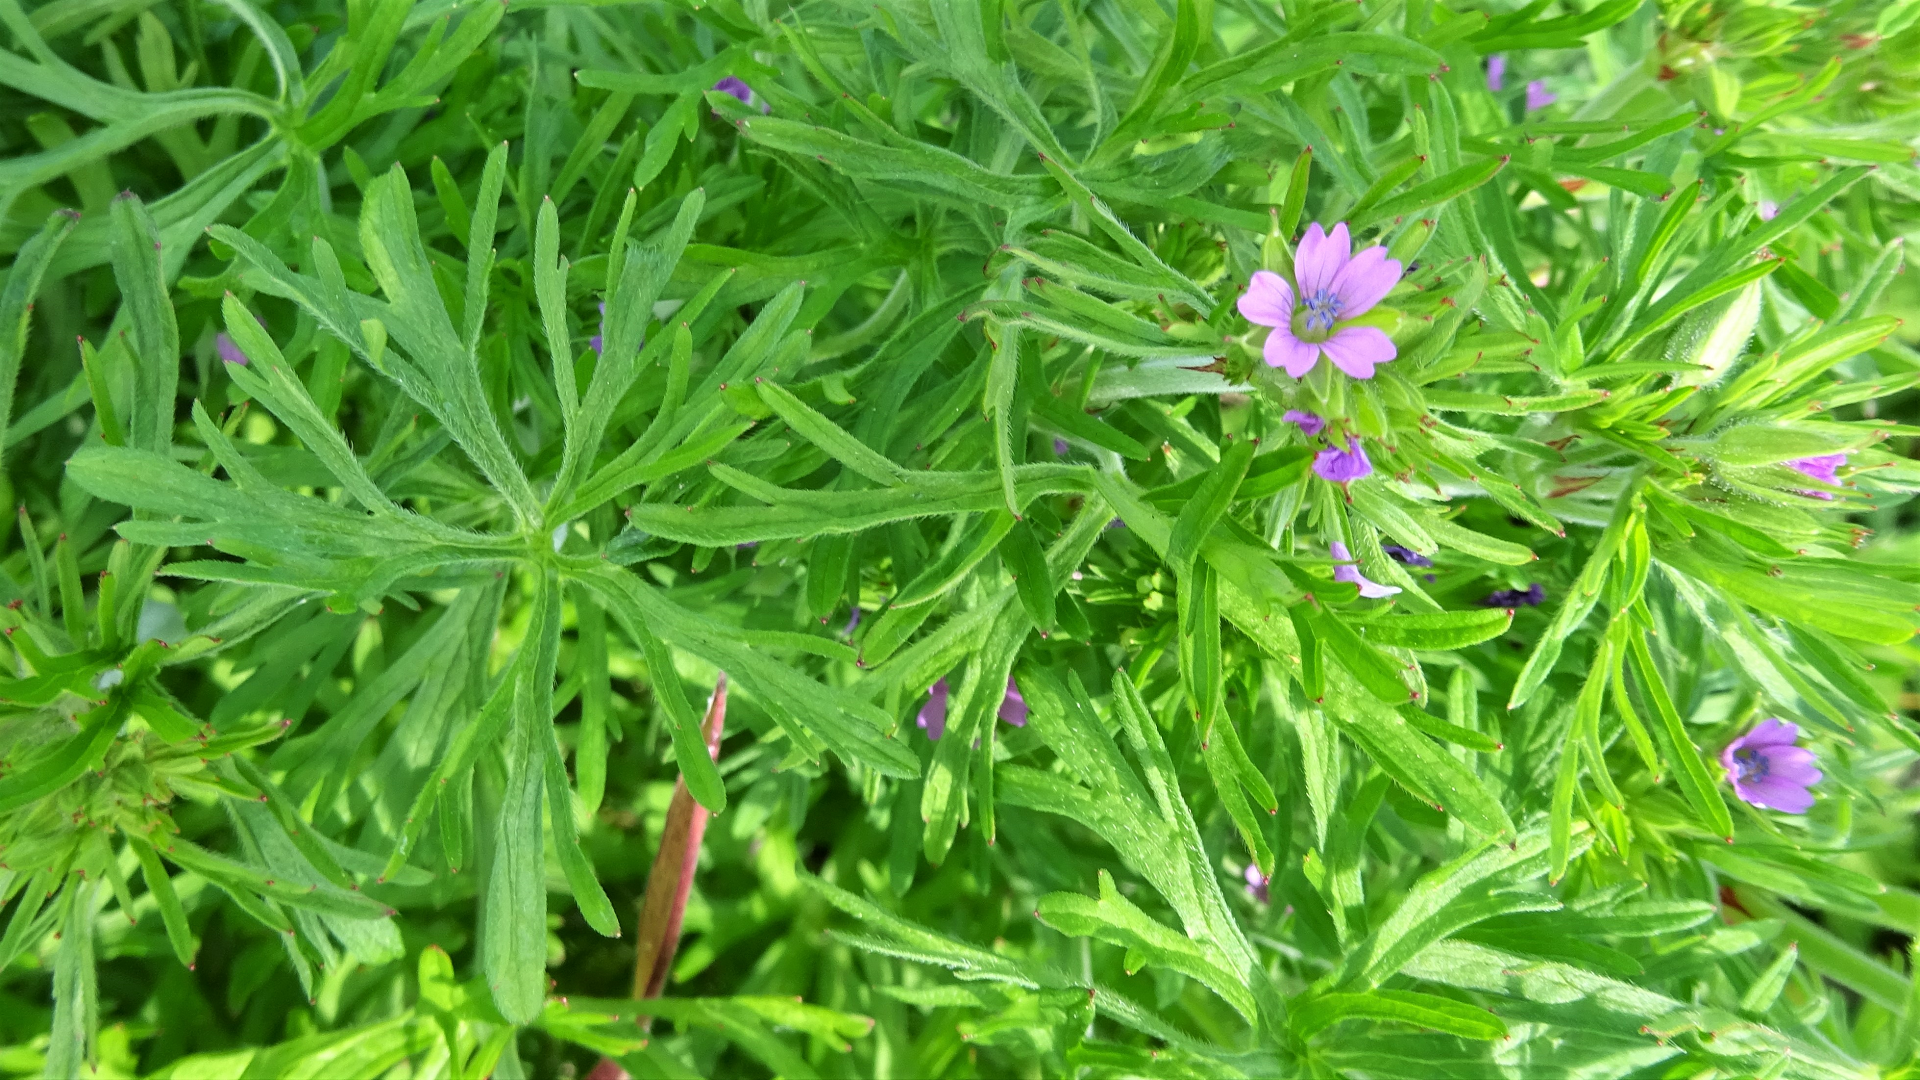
[1, 0, 1919, 1076]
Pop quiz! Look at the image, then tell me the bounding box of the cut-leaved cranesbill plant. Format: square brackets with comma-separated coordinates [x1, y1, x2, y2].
[2, 0, 1919, 1076]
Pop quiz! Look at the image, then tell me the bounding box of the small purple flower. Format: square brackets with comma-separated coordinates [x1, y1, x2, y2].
[998, 678, 1028, 727]
[1786, 452, 1847, 500]
[1486, 54, 1507, 92]
[590, 301, 606, 353]
[1757, 200, 1780, 221]
[1482, 583, 1545, 608]
[1237, 223, 1403, 380]
[1381, 542, 1432, 568]
[1283, 409, 1326, 438]
[1331, 541, 1400, 599]
[1312, 440, 1373, 484]
[1720, 718, 1821, 813]
[1243, 863, 1269, 904]
[1525, 80, 1557, 111]
[843, 607, 862, 636]
[919, 677, 1027, 740]
[714, 76, 770, 114]
[1053, 437, 1070, 456]
[215, 333, 248, 366]
[918, 678, 950, 740]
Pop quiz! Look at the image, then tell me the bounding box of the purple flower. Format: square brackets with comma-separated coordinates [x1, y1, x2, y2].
[1720, 718, 1821, 813]
[714, 76, 769, 114]
[1381, 542, 1432, 568]
[1283, 409, 1326, 437]
[1486, 54, 1507, 92]
[1525, 80, 1557, 111]
[1331, 541, 1400, 599]
[843, 607, 862, 636]
[1053, 437, 1070, 456]
[1312, 439, 1373, 483]
[1243, 863, 1269, 904]
[1757, 200, 1780, 221]
[918, 678, 950, 740]
[1237, 223, 1403, 380]
[1482, 583, 1545, 608]
[590, 302, 605, 353]
[1786, 452, 1847, 500]
[998, 678, 1028, 727]
[918, 677, 1027, 740]
[215, 333, 248, 366]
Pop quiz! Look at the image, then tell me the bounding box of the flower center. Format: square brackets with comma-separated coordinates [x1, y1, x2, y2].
[1303, 288, 1344, 332]
[1732, 747, 1770, 784]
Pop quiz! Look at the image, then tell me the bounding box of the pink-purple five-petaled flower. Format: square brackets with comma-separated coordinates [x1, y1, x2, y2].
[1721, 718, 1821, 813]
[1238, 223, 1404, 380]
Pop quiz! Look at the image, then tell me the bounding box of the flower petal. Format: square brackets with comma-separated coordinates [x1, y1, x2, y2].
[1764, 746, 1823, 785]
[1283, 409, 1326, 437]
[1313, 442, 1373, 483]
[1321, 325, 1397, 380]
[1294, 222, 1350, 300]
[998, 678, 1029, 727]
[917, 678, 950, 741]
[1263, 323, 1321, 377]
[1744, 718, 1801, 747]
[1237, 270, 1295, 327]
[1331, 542, 1401, 599]
[1737, 777, 1815, 814]
[1330, 245, 1403, 317]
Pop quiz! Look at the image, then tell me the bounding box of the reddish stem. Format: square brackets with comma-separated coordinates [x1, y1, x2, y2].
[630, 672, 727, 1000]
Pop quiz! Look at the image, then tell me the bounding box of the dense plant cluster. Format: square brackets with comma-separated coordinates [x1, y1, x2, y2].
[1, 0, 1919, 1076]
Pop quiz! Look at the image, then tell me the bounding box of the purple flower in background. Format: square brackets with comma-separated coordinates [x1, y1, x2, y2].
[1312, 440, 1373, 483]
[1237, 223, 1403, 380]
[843, 607, 862, 636]
[714, 76, 770, 113]
[1381, 542, 1432, 568]
[1525, 80, 1557, 111]
[1482, 583, 1545, 608]
[1331, 541, 1401, 599]
[1786, 452, 1848, 500]
[1758, 199, 1780, 221]
[919, 677, 1027, 740]
[1486, 54, 1507, 92]
[1721, 718, 1821, 813]
[1243, 863, 1270, 904]
[215, 333, 248, 366]
[998, 678, 1028, 727]
[1283, 409, 1327, 437]
[590, 302, 606, 353]
[918, 678, 951, 741]
[1053, 437, 1070, 456]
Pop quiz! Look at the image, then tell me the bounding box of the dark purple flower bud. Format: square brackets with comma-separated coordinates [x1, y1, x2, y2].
[216, 333, 248, 366]
[1053, 437, 1069, 456]
[1481, 583, 1545, 608]
[1381, 542, 1432, 568]
[1721, 719, 1820, 813]
[591, 301, 606, 354]
[843, 607, 862, 636]
[713, 76, 770, 113]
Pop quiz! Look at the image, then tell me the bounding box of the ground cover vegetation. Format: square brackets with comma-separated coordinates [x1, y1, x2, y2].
[2, 0, 1920, 1075]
